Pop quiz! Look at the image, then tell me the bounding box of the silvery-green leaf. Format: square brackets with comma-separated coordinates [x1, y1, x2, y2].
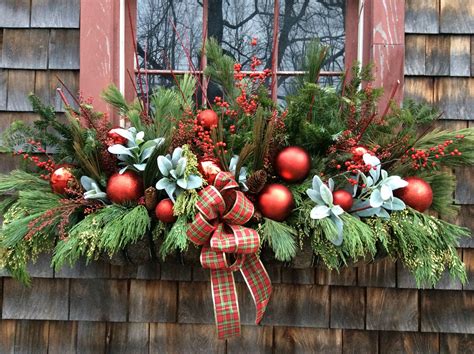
[384, 176, 409, 190]
[140, 146, 156, 162]
[156, 177, 173, 190]
[171, 147, 183, 165]
[119, 166, 129, 174]
[320, 184, 333, 205]
[177, 178, 187, 189]
[84, 190, 107, 200]
[170, 170, 177, 179]
[133, 163, 147, 171]
[136, 131, 145, 143]
[158, 156, 172, 176]
[366, 176, 374, 188]
[375, 207, 390, 219]
[175, 157, 187, 176]
[383, 197, 406, 211]
[330, 215, 344, 246]
[355, 207, 379, 217]
[165, 184, 177, 203]
[331, 205, 345, 216]
[108, 144, 134, 157]
[306, 188, 323, 204]
[185, 174, 203, 190]
[229, 156, 239, 172]
[240, 182, 249, 192]
[113, 128, 134, 142]
[380, 184, 393, 201]
[363, 153, 380, 167]
[312, 175, 323, 190]
[370, 189, 384, 208]
[328, 178, 334, 192]
[80, 176, 94, 190]
[310, 205, 331, 219]
[381, 169, 388, 180]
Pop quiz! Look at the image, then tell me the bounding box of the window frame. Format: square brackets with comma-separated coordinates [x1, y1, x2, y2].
[80, 0, 404, 122]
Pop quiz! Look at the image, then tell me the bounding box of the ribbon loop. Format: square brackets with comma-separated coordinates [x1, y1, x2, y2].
[186, 172, 272, 339]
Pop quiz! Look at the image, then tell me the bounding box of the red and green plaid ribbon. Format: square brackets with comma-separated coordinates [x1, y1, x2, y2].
[187, 172, 272, 339]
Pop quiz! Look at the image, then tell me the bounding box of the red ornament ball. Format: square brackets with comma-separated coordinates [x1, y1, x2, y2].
[155, 199, 177, 223]
[50, 165, 76, 194]
[257, 184, 295, 222]
[106, 171, 144, 204]
[275, 146, 311, 183]
[198, 109, 219, 129]
[198, 158, 222, 184]
[333, 190, 353, 211]
[394, 176, 433, 212]
[351, 146, 369, 160]
[107, 127, 128, 146]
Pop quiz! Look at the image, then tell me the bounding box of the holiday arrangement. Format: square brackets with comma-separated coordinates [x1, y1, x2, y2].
[0, 40, 473, 338]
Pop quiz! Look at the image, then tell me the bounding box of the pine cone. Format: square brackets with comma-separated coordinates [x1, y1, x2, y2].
[247, 170, 268, 195]
[144, 187, 158, 211]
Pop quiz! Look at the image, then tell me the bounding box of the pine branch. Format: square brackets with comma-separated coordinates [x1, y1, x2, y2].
[260, 218, 297, 262]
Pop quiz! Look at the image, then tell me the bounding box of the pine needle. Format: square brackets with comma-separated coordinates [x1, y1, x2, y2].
[159, 215, 189, 260]
[260, 218, 297, 262]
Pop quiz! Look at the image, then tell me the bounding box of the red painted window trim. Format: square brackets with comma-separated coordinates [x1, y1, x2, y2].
[80, 0, 404, 118]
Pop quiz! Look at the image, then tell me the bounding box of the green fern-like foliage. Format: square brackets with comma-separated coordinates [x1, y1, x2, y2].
[52, 205, 151, 270]
[260, 218, 298, 262]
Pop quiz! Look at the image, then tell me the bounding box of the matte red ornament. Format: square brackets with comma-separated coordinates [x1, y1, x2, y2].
[50, 165, 76, 194]
[155, 199, 177, 223]
[351, 146, 369, 160]
[107, 128, 128, 146]
[106, 171, 144, 204]
[198, 109, 219, 129]
[198, 158, 223, 184]
[332, 190, 353, 211]
[394, 176, 433, 212]
[257, 184, 294, 221]
[275, 146, 311, 182]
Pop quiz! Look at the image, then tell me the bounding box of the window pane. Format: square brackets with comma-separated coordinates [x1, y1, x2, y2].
[137, 0, 203, 71]
[219, 0, 275, 69]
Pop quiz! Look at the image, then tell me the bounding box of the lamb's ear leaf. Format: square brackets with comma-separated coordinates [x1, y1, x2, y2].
[320, 184, 333, 205]
[370, 189, 383, 208]
[108, 144, 134, 157]
[158, 156, 172, 176]
[310, 205, 331, 219]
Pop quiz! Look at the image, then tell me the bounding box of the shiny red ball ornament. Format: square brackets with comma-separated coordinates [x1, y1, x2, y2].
[50, 165, 76, 194]
[106, 171, 144, 204]
[155, 199, 177, 223]
[198, 158, 222, 184]
[394, 176, 433, 212]
[332, 190, 353, 211]
[351, 146, 369, 160]
[257, 184, 295, 221]
[198, 109, 219, 129]
[275, 146, 311, 183]
[107, 127, 128, 146]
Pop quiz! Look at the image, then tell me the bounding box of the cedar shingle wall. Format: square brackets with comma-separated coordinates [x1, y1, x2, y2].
[0, 1, 473, 352]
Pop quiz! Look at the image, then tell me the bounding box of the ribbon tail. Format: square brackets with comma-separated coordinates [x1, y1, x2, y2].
[240, 254, 272, 324]
[210, 268, 241, 339]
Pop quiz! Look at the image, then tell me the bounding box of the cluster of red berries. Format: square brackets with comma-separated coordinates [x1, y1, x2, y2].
[403, 137, 463, 170]
[213, 97, 237, 118]
[236, 89, 259, 116]
[15, 140, 57, 180]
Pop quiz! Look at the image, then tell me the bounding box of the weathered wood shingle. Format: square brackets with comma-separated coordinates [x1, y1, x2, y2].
[405, 0, 440, 34]
[440, 0, 474, 34]
[450, 36, 472, 77]
[30, 0, 80, 29]
[1, 29, 49, 69]
[48, 29, 80, 70]
[0, 1, 31, 28]
[2, 278, 69, 320]
[69, 279, 128, 322]
[366, 288, 418, 331]
[421, 290, 474, 333]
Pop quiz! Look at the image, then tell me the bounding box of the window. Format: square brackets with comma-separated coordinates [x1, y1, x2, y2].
[79, 0, 405, 117]
[136, 0, 347, 101]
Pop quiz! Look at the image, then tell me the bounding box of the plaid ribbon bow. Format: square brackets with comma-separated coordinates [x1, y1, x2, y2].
[187, 172, 272, 339]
